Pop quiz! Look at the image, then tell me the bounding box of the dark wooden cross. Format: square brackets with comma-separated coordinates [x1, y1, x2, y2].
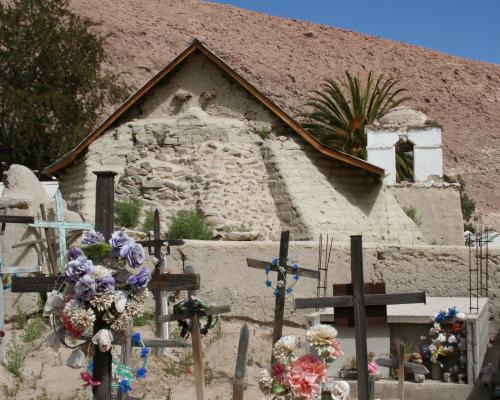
[136, 209, 184, 355]
[246, 230, 320, 359]
[295, 235, 426, 400]
[232, 323, 250, 400]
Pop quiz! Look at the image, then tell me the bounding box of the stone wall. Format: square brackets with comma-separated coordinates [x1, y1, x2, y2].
[164, 241, 500, 338]
[58, 49, 462, 244]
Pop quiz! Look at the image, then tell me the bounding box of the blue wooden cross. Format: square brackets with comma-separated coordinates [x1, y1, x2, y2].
[29, 190, 93, 271]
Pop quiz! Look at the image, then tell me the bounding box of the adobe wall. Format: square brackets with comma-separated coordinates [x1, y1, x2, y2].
[165, 241, 500, 338]
[58, 50, 457, 244]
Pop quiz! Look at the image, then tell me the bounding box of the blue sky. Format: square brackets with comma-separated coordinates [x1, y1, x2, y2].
[210, 0, 500, 65]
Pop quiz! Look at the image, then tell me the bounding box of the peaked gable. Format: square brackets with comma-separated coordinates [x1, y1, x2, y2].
[45, 40, 383, 176]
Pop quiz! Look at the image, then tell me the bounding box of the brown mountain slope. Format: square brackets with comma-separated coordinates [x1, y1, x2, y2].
[70, 0, 500, 229]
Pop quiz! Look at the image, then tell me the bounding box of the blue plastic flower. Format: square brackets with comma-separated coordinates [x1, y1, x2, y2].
[140, 347, 151, 359]
[448, 307, 458, 318]
[265, 280, 272, 287]
[87, 359, 94, 373]
[273, 288, 281, 297]
[286, 288, 293, 295]
[118, 378, 132, 393]
[435, 310, 447, 323]
[293, 274, 299, 281]
[272, 258, 279, 266]
[131, 332, 141, 345]
[292, 263, 299, 270]
[265, 266, 271, 274]
[136, 367, 147, 379]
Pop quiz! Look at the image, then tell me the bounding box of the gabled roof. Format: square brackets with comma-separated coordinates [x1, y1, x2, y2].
[45, 39, 383, 176]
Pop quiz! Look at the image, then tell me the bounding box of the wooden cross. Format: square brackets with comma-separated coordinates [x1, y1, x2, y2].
[295, 235, 426, 400]
[246, 230, 320, 358]
[137, 209, 185, 355]
[157, 265, 231, 400]
[0, 214, 39, 365]
[29, 190, 93, 271]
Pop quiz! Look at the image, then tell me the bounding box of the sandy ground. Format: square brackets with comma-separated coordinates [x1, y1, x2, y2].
[0, 318, 305, 400]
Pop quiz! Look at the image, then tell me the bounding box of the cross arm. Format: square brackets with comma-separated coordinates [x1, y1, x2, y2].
[0, 215, 35, 224]
[12, 273, 200, 293]
[246, 258, 320, 279]
[294, 292, 426, 310]
[157, 304, 231, 323]
[29, 221, 93, 230]
[375, 358, 429, 375]
[136, 239, 185, 247]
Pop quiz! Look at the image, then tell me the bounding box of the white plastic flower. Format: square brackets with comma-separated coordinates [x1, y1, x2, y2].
[306, 324, 338, 347]
[91, 265, 112, 279]
[448, 334, 457, 344]
[92, 329, 114, 352]
[436, 333, 447, 343]
[258, 368, 273, 395]
[44, 290, 65, 316]
[114, 291, 127, 313]
[273, 335, 300, 361]
[456, 312, 466, 321]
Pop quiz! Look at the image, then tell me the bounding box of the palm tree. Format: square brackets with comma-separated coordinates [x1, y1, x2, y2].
[301, 71, 413, 180]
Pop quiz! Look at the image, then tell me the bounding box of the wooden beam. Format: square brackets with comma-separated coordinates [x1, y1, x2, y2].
[0, 215, 34, 224]
[398, 343, 405, 400]
[246, 258, 320, 279]
[12, 273, 200, 293]
[232, 323, 249, 400]
[139, 339, 187, 348]
[375, 358, 429, 375]
[157, 305, 231, 323]
[351, 235, 369, 400]
[294, 292, 426, 310]
[272, 231, 289, 357]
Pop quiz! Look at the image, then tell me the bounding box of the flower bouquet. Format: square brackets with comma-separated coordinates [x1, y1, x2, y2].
[258, 324, 347, 400]
[45, 229, 152, 392]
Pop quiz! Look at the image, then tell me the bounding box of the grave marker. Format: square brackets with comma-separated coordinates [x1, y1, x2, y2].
[295, 235, 426, 400]
[233, 323, 250, 400]
[246, 230, 319, 359]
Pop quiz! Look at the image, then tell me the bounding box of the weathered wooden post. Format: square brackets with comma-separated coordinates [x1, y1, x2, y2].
[93, 171, 117, 241]
[153, 209, 168, 356]
[273, 231, 289, 347]
[93, 170, 116, 400]
[185, 265, 205, 400]
[398, 343, 405, 400]
[233, 323, 250, 400]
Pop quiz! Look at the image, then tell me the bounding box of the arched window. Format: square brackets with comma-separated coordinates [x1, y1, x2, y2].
[395, 140, 414, 183]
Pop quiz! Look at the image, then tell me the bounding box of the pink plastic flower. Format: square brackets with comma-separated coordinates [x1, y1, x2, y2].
[331, 339, 344, 360]
[271, 363, 286, 383]
[368, 361, 378, 374]
[80, 372, 100, 387]
[284, 354, 326, 399]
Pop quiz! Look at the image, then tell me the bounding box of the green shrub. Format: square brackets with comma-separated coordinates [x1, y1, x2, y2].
[256, 127, 271, 140]
[133, 311, 154, 327]
[223, 223, 250, 233]
[142, 210, 155, 233]
[15, 305, 27, 329]
[6, 333, 25, 378]
[82, 242, 112, 262]
[115, 197, 142, 228]
[168, 210, 212, 240]
[22, 317, 46, 343]
[402, 206, 422, 227]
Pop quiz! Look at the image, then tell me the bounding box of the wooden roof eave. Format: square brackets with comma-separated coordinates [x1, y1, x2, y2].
[44, 40, 383, 177]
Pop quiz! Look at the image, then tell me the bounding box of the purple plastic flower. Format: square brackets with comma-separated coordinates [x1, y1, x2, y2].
[82, 231, 105, 245]
[66, 256, 94, 284]
[74, 275, 97, 302]
[95, 274, 115, 294]
[120, 239, 145, 268]
[109, 230, 130, 256]
[128, 267, 151, 290]
[67, 247, 83, 261]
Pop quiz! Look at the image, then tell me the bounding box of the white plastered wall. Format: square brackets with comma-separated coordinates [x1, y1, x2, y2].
[366, 129, 399, 185]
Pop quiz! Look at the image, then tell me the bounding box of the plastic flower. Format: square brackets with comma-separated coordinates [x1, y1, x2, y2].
[120, 239, 145, 268]
[70, 306, 96, 333]
[368, 361, 378, 374]
[90, 292, 114, 312]
[272, 258, 280, 266]
[452, 321, 463, 334]
[136, 367, 147, 379]
[66, 257, 94, 284]
[118, 378, 132, 393]
[140, 347, 151, 359]
[91, 265, 113, 279]
[92, 329, 113, 352]
[271, 363, 286, 383]
[67, 247, 83, 260]
[273, 288, 281, 297]
[258, 368, 273, 395]
[128, 267, 151, 290]
[81, 372, 100, 387]
[456, 312, 466, 321]
[448, 306, 458, 318]
[273, 335, 300, 362]
[110, 230, 130, 256]
[131, 332, 141, 345]
[82, 230, 105, 245]
[286, 287, 293, 294]
[284, 354, 325, 400]
[306, 324, 343, 361]
[435, 310, 447, 323]
[74, 275, 97, 302]
[96, 274, 115, 294]
[265, 280, 272, 287]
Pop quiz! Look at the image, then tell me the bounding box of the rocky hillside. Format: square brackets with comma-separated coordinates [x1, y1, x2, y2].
[70, 0, 500, 228]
